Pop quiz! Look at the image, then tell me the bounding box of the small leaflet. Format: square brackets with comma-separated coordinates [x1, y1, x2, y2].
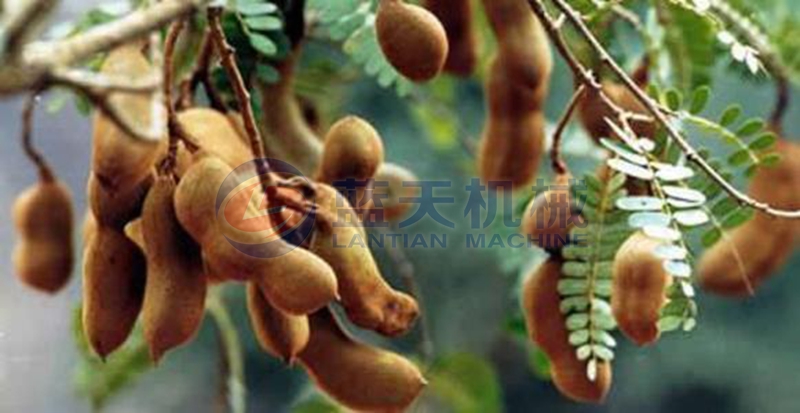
[643, 225, 682, 241]
[674, 209, 710, 226]
[616, 196, 664, 211]
[629, 212, 672, 229]
[656, 165, 695, 182]
[654, 244, 688, 260]
[664, 260, 692, 278]
[607, 158, 655, 180]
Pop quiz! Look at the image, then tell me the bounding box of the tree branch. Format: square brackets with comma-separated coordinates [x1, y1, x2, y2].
[550, 84, 585, 175]
[529, 0, 800, 219]
[207, 7, 274, 192]
[0, 0, 207, 96]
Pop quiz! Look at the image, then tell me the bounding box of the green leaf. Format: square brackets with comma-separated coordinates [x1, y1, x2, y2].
[736, 118, 765, 137]
[759, 153, 782, 167]
[566, 313, 590, 330]
[248, 33, 277, 55]
[569, 329, 590, 346]
[711, 198, 738, 218]
[558, 279, 589, 295]
[527, 347, 552, 380]
[255, 63, 280, 84]
[727, 149, 751, 167]
[658, 316, 683, 333]
[749, 132, 777, 151]
[244, 15, 283, 31]
[701, 228, 722, 247]
[237, 2, 278, 16]
[429, 353, 503, 413]
[721, 208, 753, 229]
[719, 105, 742, 126]
[664, 88, 683, 111]
[689, 86, 711, 114]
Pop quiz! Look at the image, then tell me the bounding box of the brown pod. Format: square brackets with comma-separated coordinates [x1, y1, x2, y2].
[521, 173, 581, 250]
[258, 46, 323, 176]
[481, 0, 553, 94]
[423, 0, 478, 76]
[376, 0, 449, 82]
[364, 163, 419, 221]
[317, 116, 385, 185]
[246, 282, 310, 363]
[141, 176, 207, 362]
[91, 44, 165, 192]
[174, 156, 338, 314]
[612, 232, 671, 346]
[578, 82, 655, 143]
[88, 172, 153, 229]
[82, 209, 98, 248]
[299, 309, 426, 412]
[311, 184, 419, 336]
[82, 226, 146, 358]
[522, 258, 612, 403]
[12, 179, 74, 293]
[698, 140, 800, 296]
[175, 108, 254, 173]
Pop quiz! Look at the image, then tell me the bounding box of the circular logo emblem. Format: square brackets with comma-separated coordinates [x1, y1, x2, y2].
[215, 158, 315, 258]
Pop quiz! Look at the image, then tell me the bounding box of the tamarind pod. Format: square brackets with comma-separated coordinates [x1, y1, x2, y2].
[478, 98, 546, 187]
[258, 46, 323, 176]
[83, 226, 146, 359]
[578, 82, 655, 143]
[299, 309, 426, 412]
[88, 172, 153, 229]
[91, 44, 166, 192]
[698, 141, 800, 296]
[12, 180, 74, 293]
[316, 116, 385, 186]
[123, 218, 144, 251]
[175, 108, 254, 172]
[364, 163, 419, 221]
[82, 209, 97, 249]
[423, 0, 478, 76]
[246, 282, 309, 363]
[174, 156, 339, 314]
[311, 184, 419, 336]
[521, 173, 582, 250]
[376, 0, 449, 82]
[522, 258, 612, 403]
[480, 0, 553, 85]
[612, 232, 671, 346]
[141, 176, 207, 362]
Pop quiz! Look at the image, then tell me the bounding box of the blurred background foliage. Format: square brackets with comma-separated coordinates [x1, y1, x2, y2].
[3, 0, 800, 412]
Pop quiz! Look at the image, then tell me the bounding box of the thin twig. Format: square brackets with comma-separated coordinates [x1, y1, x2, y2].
[206, 290, 247, 413]
[179, 29, 227, 111]
[0, 0, 58, 57]
[207, 7, 274, 192]
[551, 84, 586, 174]
[162, 20, 187, 175]
[49, 68, 160, 94]
[529, 0, 800, 219]
[20, 90, 54, 181]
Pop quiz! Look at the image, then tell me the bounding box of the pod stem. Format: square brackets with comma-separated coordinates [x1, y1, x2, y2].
[177, 29, 228, 112]
[208, 7, 275, 197]
[550, 84, 585, 175]
[161, 19, 187, 177]
[20, 90, 55, 182]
